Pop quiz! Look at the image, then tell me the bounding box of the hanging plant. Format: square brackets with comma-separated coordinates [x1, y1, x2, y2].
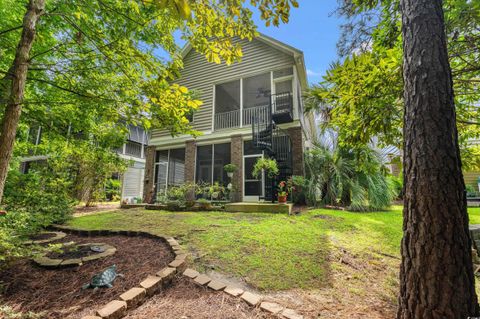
[252, 157, 279, 178]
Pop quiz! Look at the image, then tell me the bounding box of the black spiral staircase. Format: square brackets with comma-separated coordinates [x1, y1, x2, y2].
[252, 92, 294, 202]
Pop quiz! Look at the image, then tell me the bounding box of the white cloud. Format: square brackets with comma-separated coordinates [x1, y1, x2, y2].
[306, 69, 322, 77]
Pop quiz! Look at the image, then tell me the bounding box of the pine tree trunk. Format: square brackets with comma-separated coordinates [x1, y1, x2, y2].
[398, 0, 479, 318]
[0, 0, 45, 203]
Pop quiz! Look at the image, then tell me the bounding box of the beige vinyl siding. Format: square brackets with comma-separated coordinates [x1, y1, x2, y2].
[464, 171, 480, 188]
[151, 37, 295, 139]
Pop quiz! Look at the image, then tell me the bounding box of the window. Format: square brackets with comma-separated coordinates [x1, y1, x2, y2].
[196, 143, 231, 186]
[243, 73, 271, 109]
[196, 145, 212, 184]
[213, 143, 231, 186]
[215, 80, 240, 113]
[154, 148, 185, 197]
[154, 150, 169, 195]
[168, 148, 186, 186]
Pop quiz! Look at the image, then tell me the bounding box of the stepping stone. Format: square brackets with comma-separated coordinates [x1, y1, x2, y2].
[139, 275, 162, 296]
[281, 308, 304, 319]
[81, 316, 102, 319]
[119, 287, 146, 308]
[171, 245, 183, 251]
[33, 256, 62, 267]
[96, 300, 127, 319]
[194, 274, 211, 285]
[260, 302, 284, 314]
[241, 291, 262, 306]
[183, 268, 199, 279]
[207, 280, 227, 291]
[224, 286, 244, 297]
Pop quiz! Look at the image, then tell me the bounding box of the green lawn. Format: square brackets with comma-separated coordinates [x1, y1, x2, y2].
[68, 206, 480, 291]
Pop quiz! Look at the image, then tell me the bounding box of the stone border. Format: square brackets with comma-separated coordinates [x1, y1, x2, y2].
[182, 268, 304, 319]
[27, 231, 66, 245]
[51, 225, 302, 319]
[33, 242, 116, 268]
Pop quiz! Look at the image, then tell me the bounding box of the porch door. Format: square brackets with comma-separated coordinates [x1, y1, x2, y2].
[243, 154, 264, 202]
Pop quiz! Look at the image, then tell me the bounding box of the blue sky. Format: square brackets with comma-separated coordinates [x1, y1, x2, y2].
[252, 0, 345, 84]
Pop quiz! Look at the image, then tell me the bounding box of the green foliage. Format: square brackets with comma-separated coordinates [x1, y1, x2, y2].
[223, 163, 238, 173]
[3, 168, 74, 225]
[105, 178, 121, 201]
[252, 157, 279, 178]
[309, 0, 480, 159]
[287, 175, 307, 204]
[305, 143, 395, 211]
[387, 174, 403, 200]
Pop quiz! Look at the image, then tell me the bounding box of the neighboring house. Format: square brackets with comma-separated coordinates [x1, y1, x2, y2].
[19, 124, 149, 202]
[143, 34, 317, 203]
[117, 125, 149, 202]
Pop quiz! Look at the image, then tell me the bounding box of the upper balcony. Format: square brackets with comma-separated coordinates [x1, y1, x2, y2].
[214, 92, 293, 130]
[212, 68, 295, 131]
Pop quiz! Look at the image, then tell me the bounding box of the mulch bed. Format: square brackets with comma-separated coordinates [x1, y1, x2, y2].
[0, 233, 174, 319]
[124, 277, 274, 319]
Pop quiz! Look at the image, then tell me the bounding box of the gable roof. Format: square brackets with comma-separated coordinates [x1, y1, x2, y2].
[179, 33, 308, 90]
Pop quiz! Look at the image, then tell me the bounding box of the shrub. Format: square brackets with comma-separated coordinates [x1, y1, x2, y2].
[3, 168, 75, 226]
[305, 144, 395, 211]
[197, 198, 212, 210]
[287, 176, 307, 204]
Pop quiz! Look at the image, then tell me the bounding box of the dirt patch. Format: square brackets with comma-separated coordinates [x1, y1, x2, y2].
[30, 232, 57, 241]
[74, 202, 120, 217]
[0, 233, 174, 319]
[124, 277, 274, 319]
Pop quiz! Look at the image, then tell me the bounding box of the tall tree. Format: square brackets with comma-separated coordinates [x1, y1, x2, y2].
[0, 0, 299, 203]
[0, 0, 45, 202]
[398, 0, 478, 317]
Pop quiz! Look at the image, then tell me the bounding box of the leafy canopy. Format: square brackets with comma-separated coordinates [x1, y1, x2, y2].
[306, 0, 480, 163]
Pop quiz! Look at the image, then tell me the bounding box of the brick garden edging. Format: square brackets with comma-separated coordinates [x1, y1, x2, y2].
[50, 225, 303, 319]
[181, 268, 304, 319]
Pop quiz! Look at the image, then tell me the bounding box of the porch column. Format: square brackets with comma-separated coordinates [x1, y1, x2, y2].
[185, 140, 196, 200]
[143, 146, 156, 203]
[231, 134, 243, 202]
[288, 126, 305, 176]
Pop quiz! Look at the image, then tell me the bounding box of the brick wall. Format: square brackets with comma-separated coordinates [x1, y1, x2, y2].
[288, 126, 304, 176]
[231, 134, 243, 202]
[184, 140, 197, 201]
[142, 146, 156, 203]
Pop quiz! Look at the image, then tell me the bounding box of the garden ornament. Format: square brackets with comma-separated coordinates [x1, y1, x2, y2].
[82, 265, 123, 290]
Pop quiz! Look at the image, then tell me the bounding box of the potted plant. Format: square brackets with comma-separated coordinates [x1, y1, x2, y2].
[277, 181, 289, 204]
[252, 157, 279, 179]
[224, 164, 238, 178]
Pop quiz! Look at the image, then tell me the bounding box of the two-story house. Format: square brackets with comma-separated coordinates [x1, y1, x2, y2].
[143, 34, 317, 203]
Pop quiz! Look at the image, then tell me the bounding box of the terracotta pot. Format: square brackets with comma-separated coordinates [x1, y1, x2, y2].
[278, 195, 287, 204]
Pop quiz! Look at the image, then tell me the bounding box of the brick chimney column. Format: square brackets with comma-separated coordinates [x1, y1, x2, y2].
[287, 126, 305, 176]
[231, 134, 243, 202]
[143, 146, 156, 203]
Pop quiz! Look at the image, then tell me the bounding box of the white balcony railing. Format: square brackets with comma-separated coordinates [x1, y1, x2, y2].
[242, 105, 270, 126]
[214, 105, 270, 130]
[214, 109, 240, 130]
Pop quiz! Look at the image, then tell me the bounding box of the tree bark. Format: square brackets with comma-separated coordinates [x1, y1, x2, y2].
[0, 0, 45, 203]
[398, 0, 479, 318]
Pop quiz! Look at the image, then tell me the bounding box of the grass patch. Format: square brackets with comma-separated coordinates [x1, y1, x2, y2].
[68, 206, 478, 291]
